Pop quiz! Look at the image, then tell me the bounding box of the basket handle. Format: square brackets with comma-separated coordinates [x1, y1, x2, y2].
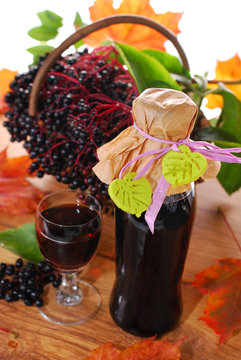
[29, 14, 189, 116]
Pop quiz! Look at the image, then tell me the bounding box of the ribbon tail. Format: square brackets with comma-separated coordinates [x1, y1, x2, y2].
[145, 176, 170, 234]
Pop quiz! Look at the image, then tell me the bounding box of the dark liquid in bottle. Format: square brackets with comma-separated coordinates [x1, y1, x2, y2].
[36, 204, 101, 271]
[110, 190, 195, 337]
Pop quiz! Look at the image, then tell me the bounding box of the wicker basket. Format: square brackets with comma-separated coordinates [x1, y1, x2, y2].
[28, 14, 189, 116]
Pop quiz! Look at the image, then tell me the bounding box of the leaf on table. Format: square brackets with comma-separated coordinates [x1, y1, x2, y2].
[0, 148, 33, 178]
[0, 68, 17, 114]
[191, 258, 241, 343]
[118, 337, 184, 360]
[0, 148, 44, 214]
[206, 54, 241, 109]
[85, 337, 184, 360]
[85, 0, 182, 50]
[0, 177, 43, 215]
[85, 342, 120, 360]
[0, 223, 43, 263]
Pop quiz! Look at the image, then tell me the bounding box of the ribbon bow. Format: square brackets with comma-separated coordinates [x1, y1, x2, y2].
[115, 122, 241, 234]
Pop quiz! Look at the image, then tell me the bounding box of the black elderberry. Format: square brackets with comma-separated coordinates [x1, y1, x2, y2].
[35, 297, 44, 307]
[5, 293, 14, 302]
[24, 298, 34, 306]
[36, 170, 44, 178]
[0, 263, 7, 272]
[6, 264, 15, 276]
[15, 258, 23, 268]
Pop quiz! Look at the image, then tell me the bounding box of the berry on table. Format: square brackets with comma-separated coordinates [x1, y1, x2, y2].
[0, 259, 61, 307]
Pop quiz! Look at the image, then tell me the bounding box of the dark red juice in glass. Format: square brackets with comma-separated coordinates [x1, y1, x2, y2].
[109, 188, 196, 337]
[36, 203, 101, 271]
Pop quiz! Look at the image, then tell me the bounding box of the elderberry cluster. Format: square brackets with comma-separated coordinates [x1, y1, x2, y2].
[0, 258, 61, 307]
[3, 46, 138, 203]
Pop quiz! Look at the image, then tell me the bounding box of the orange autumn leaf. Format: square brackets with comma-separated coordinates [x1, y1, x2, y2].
[206, 54, 241, 109]
[85, 337, 184, 360]
[119, 337, 184, 360]
[0, 148, 44, 214]
[85, 342, 120, 360]
[0, 148, 33, 178]
[0, 177, 43, 215]
[85, 0, 182, 51]
[0, 68, 17, 114]
[191, 258, 241, 343]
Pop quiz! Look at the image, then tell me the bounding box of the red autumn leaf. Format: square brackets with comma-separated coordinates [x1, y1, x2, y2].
[85, 337, 184, 360]
[85, 0, 182, 51]
[85, 342, 120, 360]
[0, 148, 44, 215]
[191, 258, 241, 343]
[0, 68, 17, 114]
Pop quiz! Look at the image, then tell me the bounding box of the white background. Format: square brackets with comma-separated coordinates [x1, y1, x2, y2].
[0, 0, 240, 75]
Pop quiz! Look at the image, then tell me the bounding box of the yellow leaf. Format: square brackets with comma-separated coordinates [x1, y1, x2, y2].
[206, 54, 241, 109]
[85, 0, 182, 50]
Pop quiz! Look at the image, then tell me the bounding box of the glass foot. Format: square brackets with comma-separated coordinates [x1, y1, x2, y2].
[38, 280, 101, 325]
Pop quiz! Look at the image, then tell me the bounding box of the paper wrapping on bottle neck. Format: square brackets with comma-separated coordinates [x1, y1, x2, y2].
[93, 88, 220, 195]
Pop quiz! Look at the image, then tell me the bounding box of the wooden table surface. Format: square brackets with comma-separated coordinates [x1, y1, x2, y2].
[1, 122, 241, 359]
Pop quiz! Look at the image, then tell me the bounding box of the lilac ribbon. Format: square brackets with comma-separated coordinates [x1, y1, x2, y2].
[119, 122, 241, 233]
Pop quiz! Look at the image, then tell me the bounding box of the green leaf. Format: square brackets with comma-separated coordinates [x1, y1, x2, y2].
[28, 10, 63, 41]
[142, 48, 190, 77]
[37, 10, 62, 28]
[218, 159, 241, 195]
[0, 223, 43, 263]
[196, 127, 240, 143]
[73, 12, 85, 49]
[28, 26, 58, 41]
[74, 11, 85, 28]
[216, 139, 241, 195]
[115, 42, 181, 93]
[196, 125, 241, 194]
[211, 84, 241, 141]
[27, 44, 54, 64]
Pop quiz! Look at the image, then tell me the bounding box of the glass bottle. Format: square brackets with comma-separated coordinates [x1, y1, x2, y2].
[109, 184, 196, 337]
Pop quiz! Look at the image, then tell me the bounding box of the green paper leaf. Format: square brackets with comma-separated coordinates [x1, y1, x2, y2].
[108, 172, 152, 217]
[162, 145, 208, 187]
[0, 223, 43, 263]
[142, 48, 190, 77]
[115, 42, 181, 93]
[27, 45, 54, 64]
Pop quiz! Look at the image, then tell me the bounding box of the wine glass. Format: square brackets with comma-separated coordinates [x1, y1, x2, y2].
[35, 189, 102, 325]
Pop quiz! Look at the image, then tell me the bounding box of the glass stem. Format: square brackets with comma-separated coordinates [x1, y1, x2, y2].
[56, 272, 83, 306]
